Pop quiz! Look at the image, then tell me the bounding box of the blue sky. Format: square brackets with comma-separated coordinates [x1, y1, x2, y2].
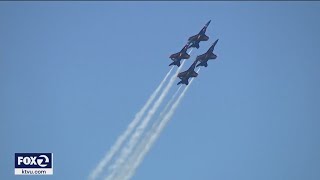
[1, 2, 320, 180]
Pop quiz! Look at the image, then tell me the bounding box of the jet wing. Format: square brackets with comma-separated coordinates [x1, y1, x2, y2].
[178, 71, 188, 78]
[191, 71, 198, 77]
[178, 71, 188, 76]
[196, 54, 206, 61]
[188, 35, 198, 41]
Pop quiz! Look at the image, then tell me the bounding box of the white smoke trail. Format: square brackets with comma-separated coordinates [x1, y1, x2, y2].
[105, 60, 188, 180]
[114, 86, 183, 180]
[122, 68, 200, 180]
[89, 67, 174, 180]
[105, 49, 193, 180]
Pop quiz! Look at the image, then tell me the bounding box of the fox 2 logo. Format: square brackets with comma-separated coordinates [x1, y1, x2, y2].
[15, 153, 52, 168]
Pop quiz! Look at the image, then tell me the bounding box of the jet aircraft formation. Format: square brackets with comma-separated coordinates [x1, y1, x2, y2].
[169, 20, 219, 85]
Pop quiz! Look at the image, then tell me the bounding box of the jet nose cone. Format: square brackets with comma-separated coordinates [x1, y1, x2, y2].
[206, 20, 211, 26]
[213, 39, 219, 46]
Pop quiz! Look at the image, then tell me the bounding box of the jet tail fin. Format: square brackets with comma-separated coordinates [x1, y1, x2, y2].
[169, 61, 181, 67]
[177, 80, 188, 85]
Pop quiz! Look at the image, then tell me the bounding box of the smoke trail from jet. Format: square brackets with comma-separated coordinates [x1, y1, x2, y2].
[89, 67, 174, 180]
[113, 86, 183, 180]
[104, 60, 188, 180]
[121, 68, 200, 180]
[104, 49, 193, 180]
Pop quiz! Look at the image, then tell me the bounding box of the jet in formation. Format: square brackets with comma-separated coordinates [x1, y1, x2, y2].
[187, 20, 211, 49]
[196, 39, 219, 67]
[177, 59, 198, 85]
[168, 20, 219, 85]
[169, 43, 190, 67]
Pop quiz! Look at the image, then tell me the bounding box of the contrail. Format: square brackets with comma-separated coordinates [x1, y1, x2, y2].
[105, 60, 187, 180]
[114, 86, 183, 180]
[122, 68, 200, 180]
[89, 67, 174, 180]
[105, 49, 193, 180]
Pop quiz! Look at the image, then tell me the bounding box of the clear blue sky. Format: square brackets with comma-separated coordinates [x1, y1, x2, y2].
[1, 2, 320, 180]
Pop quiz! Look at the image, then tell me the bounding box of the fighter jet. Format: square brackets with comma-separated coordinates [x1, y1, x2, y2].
[196, 39, 219, 67]
[177, 60, 198, 85]
[169, 43, 191, 67]
[188, 20, 211, 49]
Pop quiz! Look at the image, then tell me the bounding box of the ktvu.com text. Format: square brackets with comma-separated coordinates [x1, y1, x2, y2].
[14, 153, 53, 175]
